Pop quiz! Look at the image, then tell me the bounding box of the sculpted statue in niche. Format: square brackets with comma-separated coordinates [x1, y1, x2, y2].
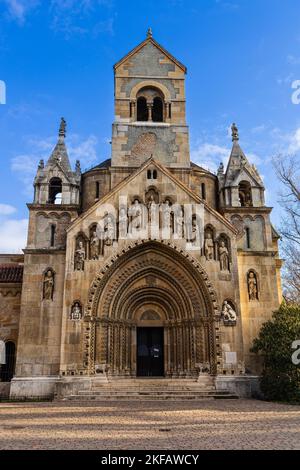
[222, 301, 237, 325]
[119, 205, 128, 239]
[128, 199, 143, 234]
[145, 187, 159, 205]
[148, 194, 157, 225]
[103, 213, 116, 246]
[90, 230, 99, 260]
[75, 240, 86, 271]
[161, 199, 174, 233]
[238, 181, 253, 207]
[204, 229, 214, 260]
[219, 239, 230, 271]
[173, 204, 184, 239]
[43, 269, 54, 300]
[70, 301, 82, 321]
[248, 271, 258, 300]
[187, 215, 200, 245]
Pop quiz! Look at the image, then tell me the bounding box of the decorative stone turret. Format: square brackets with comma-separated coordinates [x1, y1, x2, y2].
[33, 118, 81, 205]
[218, 123, 265, 208]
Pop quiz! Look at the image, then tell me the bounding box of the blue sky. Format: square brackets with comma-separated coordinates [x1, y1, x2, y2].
[0, 0, 300, 252]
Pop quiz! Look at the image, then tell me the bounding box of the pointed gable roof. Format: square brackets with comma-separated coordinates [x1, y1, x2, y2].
[34, 118, 81, 187]
[46, 118, 72, 175]
[114, 32, 187, 73]
[68, 157, 236, 234]
[225, 123, 264, 187]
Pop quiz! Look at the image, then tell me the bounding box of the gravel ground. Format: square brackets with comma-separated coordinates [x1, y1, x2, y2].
[0, 399, 299, 450]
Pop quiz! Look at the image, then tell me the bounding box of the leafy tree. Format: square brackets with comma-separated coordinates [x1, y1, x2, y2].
[251, 303, 300, 402]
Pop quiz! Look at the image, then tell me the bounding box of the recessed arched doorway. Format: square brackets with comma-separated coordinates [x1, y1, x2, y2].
[0, 341, 16, 382]
[84, 241, 219, 378]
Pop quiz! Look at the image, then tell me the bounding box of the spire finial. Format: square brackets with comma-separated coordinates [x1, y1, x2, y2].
[147, 27, 153, 38]
[59, 117, 66, 138]
[231, 122, 239, 142]
[217, 162, 224, 175]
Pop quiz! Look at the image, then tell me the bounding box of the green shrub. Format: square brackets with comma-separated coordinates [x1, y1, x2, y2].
[251, 303, 300, 402]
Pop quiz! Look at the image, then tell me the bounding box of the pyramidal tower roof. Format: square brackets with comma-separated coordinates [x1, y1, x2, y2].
[34, 118, 81, 189]
[114, 28, 187, 73]
[224, 123, 264, 187]
[46, 117, 73, 175]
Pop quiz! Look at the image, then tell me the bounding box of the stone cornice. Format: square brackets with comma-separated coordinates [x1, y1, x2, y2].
[237, 250, 279, 257]
[27, 203, 80, 211]
[23, 248, 66, 254]
[221, 207, 272, 215]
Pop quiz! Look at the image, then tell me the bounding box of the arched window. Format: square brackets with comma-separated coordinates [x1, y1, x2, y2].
[136, 87, 165, 122]
[137, 97, 148, 122]
[147, 169, 152, 179]
[49, 177, 62, 204]
[238, 181, 252, 207]
[95, 181, 100, 199]
[201, 183, 206, 200]
[153, 170, 157, 179]
[245, 227, 251, 249]
[50, 224, 56, 247]
[0, 341, 16, 382]
[152, 97, 163, 122]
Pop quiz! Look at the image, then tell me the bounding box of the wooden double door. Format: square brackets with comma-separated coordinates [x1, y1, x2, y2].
[136, 327, 164, 377]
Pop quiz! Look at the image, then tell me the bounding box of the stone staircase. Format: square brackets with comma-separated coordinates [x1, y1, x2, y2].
[61, 377, 239, 401]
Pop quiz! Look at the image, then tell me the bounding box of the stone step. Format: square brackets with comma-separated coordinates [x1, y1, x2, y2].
[78, 390, 217, 396]
[91, 388, 215, 392]
[62, 389, 238, 401]
[93, 379, 214, 388]
[63, 392, 238, 401]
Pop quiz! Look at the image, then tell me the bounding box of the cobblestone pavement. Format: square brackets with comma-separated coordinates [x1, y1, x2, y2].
[0, 399, 299, 450]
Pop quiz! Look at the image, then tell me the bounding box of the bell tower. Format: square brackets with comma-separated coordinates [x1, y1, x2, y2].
[111, 30, 190, 168]
[27, 118, 81, 251]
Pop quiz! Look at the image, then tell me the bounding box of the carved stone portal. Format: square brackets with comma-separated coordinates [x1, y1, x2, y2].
[82, 242, 219, 377]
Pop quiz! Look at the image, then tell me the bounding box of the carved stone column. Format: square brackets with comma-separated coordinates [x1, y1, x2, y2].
[130, 100, 136, 121]
[147, 100, 153, 121]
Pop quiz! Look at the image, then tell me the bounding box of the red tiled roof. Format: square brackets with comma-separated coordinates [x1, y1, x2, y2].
[0, 264, 23, 283]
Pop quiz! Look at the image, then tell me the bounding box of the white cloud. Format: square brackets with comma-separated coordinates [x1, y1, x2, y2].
[3, 0, 114, 34]
[287, 127, 300, 154]
[10, 134, 99, 195]
[11, 154, 38, 196]
[68, 133, 98, 167]
[246, 152, 263, 166]
[0, 204, 17, 215]
[251, 124, 266, 134]
[50, 0, 114, 38]
[191, 143, 230, 173]
[3, 0, 39, 24]
[287, 54, 300, 65]
[0, 218, 28, 253]
[276, 73, 294, 86]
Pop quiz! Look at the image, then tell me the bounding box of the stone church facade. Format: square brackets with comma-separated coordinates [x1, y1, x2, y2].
[0, 32, 282, 399]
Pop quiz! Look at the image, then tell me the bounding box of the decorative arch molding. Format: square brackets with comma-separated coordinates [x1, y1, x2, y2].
[85, 239, 220, 319]
[82, 240, 220, 377]
[130, 80, 172, 102]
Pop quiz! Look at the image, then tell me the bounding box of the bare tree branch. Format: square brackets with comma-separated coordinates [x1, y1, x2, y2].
[273, 154, 300, 302]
